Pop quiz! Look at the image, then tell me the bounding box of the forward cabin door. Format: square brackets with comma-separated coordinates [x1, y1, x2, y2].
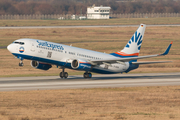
[31, 41, 35, 52]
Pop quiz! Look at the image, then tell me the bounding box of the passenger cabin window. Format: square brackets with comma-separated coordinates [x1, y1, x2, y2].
[14, 42, 24, 45]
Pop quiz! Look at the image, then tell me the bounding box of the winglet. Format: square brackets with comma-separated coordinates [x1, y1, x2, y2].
[161, 42, 173, 55]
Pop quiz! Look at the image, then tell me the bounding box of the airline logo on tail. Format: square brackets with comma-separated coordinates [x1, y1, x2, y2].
[111, 24, 146, 58]
[125, 31, 143, 51]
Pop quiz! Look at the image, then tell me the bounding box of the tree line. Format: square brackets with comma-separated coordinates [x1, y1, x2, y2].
[0, 0, 180, 15]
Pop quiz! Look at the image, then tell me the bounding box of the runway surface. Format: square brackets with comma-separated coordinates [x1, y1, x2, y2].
[0, 24, 180, 29]
[0, 72, 180, 91]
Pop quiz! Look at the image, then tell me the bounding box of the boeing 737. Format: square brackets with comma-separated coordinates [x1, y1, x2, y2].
[7, 24, 172, 78]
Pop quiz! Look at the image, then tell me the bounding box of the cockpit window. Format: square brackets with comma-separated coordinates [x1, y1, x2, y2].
[14, 42, 24, 45]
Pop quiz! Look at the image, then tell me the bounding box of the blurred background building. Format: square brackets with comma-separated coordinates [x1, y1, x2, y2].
[87, 5, 111, 19]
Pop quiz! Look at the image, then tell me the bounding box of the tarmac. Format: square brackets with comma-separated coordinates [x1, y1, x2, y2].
[0, 72, 180, 91]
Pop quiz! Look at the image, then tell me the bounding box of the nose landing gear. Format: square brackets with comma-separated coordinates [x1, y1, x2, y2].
[19, 60, 24, 66]
[17, 56, 24, 67]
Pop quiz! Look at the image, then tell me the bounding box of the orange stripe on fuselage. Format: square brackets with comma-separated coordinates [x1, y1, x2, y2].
[114, 52, 139, 56]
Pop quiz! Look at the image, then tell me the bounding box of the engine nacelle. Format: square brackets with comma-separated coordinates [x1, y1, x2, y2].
[31, 60, 52, 70]
[71, 59, 92, 71]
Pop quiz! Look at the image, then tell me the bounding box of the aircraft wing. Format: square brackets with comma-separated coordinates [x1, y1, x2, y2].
[89, 42, 173, 65]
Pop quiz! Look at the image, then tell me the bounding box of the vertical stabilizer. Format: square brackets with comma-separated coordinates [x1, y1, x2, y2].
[112, 24, 146, 57]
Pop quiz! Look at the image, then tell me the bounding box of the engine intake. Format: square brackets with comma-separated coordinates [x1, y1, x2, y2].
[71, 59, 92, 71]
[72, 59, 79, 68]
[31, 60, 52, 70]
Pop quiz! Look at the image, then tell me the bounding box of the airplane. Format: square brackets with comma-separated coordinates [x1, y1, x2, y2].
[7, 24, 172, 78]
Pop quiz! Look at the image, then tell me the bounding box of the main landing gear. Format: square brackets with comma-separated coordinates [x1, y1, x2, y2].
[83, 72, 92, 78]
[59, 68, 68, 78]
[19, 60, 24, 66]
[59, 68, 92, 79]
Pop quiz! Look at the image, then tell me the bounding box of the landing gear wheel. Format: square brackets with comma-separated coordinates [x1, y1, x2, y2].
[64, 72, 68, 78]
[60, 72, 64, 78]
[59, 70, 68, 79]
[83, 73, 88, 78]
[88, 73, 92, 78]
[19, 62, 24, 66]
[83, 72, 92, 78]
[19, 60, 24, 66]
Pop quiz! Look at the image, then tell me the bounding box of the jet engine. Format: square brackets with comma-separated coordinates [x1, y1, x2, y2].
[71, 59, 92, 71]
[31, 60, 52, 70]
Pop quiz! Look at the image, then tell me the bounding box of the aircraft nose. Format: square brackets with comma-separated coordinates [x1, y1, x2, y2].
[7, 44, 13, 53]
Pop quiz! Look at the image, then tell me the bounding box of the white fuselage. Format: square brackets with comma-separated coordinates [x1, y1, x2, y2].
[7, 38, 130, 74]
